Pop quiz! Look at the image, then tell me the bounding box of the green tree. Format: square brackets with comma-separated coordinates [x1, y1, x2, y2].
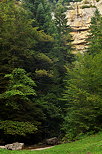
[23, 0, 53, 33]
[0, 0, 36, 93]
[0, 68, 36, 105]
[0, 0, 56, 142]
[39, 0, 75, 138]
[49, 0, 74, 97]
[0, 0, 53, 92]
[62, 53, 102, 141]
[0, 120, 37, 136]
[87, 9, 102, 55]
[0, 0, 75, 142]
[0, 68, 39, 141]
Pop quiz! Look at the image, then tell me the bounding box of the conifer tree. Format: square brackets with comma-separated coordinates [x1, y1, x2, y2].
[62, 52, 102, 141]
[0, 0, 75, 142]
[23, 0, 53, 33]
[0, 0, 54, 142]
[87, 9, 102, 55]
[0, 0, 53, 91]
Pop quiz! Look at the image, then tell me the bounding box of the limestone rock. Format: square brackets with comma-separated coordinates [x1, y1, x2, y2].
[5, 142, 24, 150]
[96, 0, 102, 14]
[46, 137, 58, 145]
[0, 146, 5, 149]
[66, 0, 102, 53]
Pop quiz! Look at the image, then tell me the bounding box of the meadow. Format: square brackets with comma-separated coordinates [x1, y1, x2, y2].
[0, 132, 102, 154]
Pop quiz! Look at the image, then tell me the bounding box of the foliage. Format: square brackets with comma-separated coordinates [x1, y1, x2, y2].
[81, 5, 96, 9]
[0, 0, 53, 95]
[0, 120, 37, 136]
[50, 0, 82, 3]
[62, 52, 102, 140]
[0, 68, 36, 107]
[0, 0, 36, 54]
[23, 0, 53, 33]
[35, 69, 53, 78]
[0, 0, 75, 144]
[22, 0, 74, 140]
[87, 9, 102, 55]
[0, 0, 65, 142]
[36, 53, 53, 65]
[0, 68, 40, 138]
[52, 0, 74, 64]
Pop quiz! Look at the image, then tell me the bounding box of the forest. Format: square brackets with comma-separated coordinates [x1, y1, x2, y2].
[0, 0, 102, 145]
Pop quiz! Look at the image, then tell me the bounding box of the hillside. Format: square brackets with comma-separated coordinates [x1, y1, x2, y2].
[0, 132, 102, 153]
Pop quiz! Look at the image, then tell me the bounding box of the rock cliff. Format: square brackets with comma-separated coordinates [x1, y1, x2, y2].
[66, 0, 102, 53]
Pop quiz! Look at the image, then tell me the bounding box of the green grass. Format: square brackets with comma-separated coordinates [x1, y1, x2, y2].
[0, 132, 102, 154]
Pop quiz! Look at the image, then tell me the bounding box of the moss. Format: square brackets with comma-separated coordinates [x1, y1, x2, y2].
[83, 0, 90, 4]
[35, 69, 53, 78]
[82, 5, 96, 9]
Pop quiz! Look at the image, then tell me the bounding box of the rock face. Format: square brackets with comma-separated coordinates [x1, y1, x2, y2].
[66, 0, 102, 53]
[46, 137, 58, 145]
[5, 142, 24, 150]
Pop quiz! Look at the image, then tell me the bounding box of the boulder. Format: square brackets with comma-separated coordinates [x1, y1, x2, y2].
[46, 137, 58, 145]
[5, 142, 24, 150]
[0, 146, 5, 149]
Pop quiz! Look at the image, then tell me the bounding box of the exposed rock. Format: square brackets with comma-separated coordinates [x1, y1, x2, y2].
[5, 142, 24, 150]
[0, 146, 5, 149]
[46, 137, 58, 145]
[66, 0, 102, 53]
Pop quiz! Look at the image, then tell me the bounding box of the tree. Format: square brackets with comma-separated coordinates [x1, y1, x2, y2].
[49, 0, 74, 93]
[0, 0, 53, 92]
[62, 53, 102, 141]
[87, 9, 102, 55]
[0, 68, 39, 142]
[23, 0, 53, 33]
[0, 68, 36, 104]
[0, 0, 36, 93]
[0, 0, 75, 142]
[0, 0, 58, 142]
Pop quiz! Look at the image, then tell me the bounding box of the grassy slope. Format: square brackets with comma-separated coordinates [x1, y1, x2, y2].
[0, 132, 102, 154]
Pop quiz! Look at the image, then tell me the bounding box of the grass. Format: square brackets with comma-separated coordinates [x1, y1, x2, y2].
[0, 132, 102, 154]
